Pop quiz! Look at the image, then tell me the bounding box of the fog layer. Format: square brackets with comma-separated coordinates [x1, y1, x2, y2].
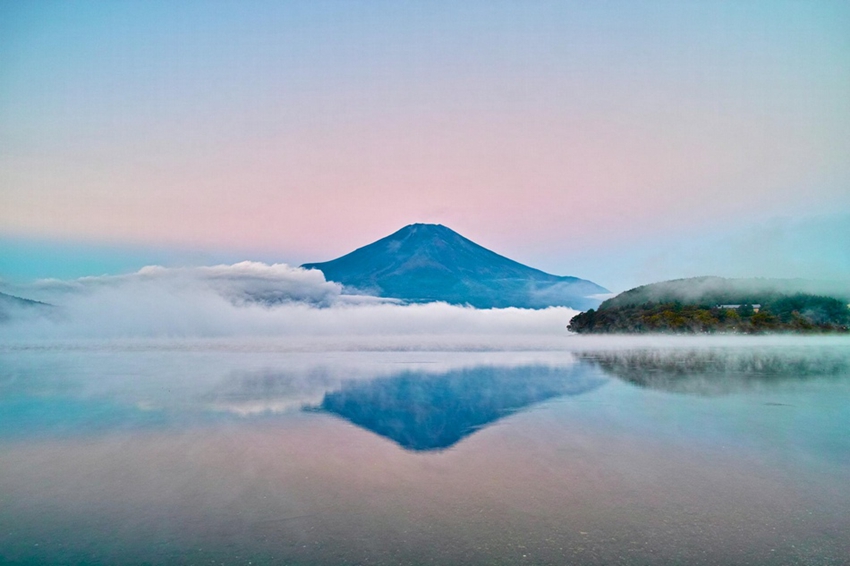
[0, 262, 578, 341]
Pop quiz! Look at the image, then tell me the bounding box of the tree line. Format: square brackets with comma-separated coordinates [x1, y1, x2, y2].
[569, 293, 850, 334]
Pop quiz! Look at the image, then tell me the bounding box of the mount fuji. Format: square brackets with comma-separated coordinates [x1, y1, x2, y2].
[302, 224, 607, 310]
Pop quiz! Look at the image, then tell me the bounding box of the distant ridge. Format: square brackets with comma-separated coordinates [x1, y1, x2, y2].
[302, 223, 607, 309]
[0, 291, 52, 322]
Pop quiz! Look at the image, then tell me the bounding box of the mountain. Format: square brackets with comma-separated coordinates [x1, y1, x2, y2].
[302, 223, 607, 309]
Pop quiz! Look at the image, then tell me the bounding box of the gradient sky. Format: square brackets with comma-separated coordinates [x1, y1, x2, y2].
[2, 1, 849, 290]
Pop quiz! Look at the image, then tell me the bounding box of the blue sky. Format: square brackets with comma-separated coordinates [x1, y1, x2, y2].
[2, 1, 849, 291]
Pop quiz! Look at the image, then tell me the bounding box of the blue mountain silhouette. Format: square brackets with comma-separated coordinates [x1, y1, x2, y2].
[302, 223, 607, 309]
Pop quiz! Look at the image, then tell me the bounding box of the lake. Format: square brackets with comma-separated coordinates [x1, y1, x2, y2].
[1, 336, 848, 565]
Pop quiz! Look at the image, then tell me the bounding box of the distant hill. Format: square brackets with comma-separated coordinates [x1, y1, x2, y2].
[603, 276, 850, 309]
[0, 291, 52, 322]
[302, 223, 607, 309]
[568, 276, 850, 334]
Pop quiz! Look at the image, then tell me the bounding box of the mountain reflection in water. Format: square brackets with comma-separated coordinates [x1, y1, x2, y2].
[314, 364, 606, 451]
[2, 341, 850, 564]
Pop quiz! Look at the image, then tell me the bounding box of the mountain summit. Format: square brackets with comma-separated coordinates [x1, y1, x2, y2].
[302, 223, 607, 309]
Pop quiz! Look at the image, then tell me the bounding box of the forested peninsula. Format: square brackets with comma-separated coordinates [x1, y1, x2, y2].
[569, 277, 850, 334]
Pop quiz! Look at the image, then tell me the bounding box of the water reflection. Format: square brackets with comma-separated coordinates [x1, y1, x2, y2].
[3, 344, 849, 445]
[313, 364, 605, 451]
[0, 349, 592, 442]
[2, 340, 850, 564]
[203, 367, 344, 415]
[579, 347, 850, 396]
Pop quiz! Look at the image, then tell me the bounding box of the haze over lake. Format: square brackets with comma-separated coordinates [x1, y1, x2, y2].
[2, 335, 848, 565]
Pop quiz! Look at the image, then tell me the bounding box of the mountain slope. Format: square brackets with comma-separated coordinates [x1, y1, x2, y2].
[0, 291, 52, 322]
[302, 223, 607, 309]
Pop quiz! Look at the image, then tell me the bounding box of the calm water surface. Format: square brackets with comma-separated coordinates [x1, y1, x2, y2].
[1, 338, 848, 565]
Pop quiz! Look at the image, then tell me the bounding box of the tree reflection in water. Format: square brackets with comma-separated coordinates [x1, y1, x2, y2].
[577, 347, 850, 396]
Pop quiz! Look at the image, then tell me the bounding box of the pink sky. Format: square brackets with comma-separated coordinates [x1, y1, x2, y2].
[1, 1, 849, 285]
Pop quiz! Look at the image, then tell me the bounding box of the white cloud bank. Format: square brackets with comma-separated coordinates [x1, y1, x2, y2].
[0, 262, 579, 343]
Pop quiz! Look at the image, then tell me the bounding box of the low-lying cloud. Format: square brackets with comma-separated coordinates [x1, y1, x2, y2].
[0, 262, 578, 342]
[21, 262, 352, 307]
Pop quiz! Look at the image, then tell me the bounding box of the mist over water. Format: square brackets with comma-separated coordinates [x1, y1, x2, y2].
[0, 262, 579, 341]
[2, 264, 850, 564]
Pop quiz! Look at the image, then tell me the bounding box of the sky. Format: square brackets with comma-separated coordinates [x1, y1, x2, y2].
[2, 0, 849, 291]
